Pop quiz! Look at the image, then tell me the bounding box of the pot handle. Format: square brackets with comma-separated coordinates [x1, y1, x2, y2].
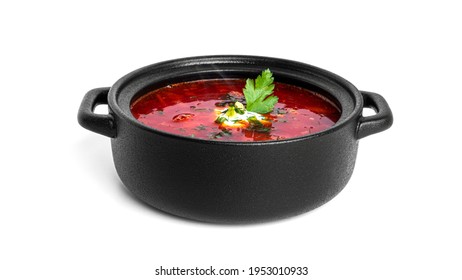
[356, 91, 393, 139]
[78, 87, 117, 138]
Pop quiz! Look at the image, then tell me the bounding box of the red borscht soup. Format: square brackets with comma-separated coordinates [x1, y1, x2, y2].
[130, 79, 340, 141]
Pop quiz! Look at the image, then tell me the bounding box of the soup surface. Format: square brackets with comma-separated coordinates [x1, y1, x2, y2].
[130, 79, 341, 141]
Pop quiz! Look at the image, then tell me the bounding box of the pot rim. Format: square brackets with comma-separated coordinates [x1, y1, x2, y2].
[108, 55, 363, 145]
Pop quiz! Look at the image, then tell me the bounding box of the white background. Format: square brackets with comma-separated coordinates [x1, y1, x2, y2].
[1, 1, 461, 279]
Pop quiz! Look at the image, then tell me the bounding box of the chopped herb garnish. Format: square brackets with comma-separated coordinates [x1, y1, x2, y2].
[243, 69, 278, 114]
[194, 108, 210, 112]
[247, 117, 271, 133]
[215, 116, 226, 124]
[276, 108, 288, 115]
[234, 102, 245, 114]
[215, 101, 233, 107]
[215, 91, 246, 107]
[222, 128, 232, 136]
[195, 124, 207, 131]
[209, 129, 233, 139]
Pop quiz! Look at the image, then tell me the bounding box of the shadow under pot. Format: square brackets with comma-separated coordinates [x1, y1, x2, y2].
[78, 55, 393, 224]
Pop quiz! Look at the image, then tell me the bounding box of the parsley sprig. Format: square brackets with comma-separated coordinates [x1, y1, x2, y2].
[243, 69, 278, 114]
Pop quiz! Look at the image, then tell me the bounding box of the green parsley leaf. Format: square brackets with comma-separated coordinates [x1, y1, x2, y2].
[243, 69, 278, 114]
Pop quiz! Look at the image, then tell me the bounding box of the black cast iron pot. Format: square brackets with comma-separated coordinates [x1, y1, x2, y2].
[78, 55, 393, 223]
